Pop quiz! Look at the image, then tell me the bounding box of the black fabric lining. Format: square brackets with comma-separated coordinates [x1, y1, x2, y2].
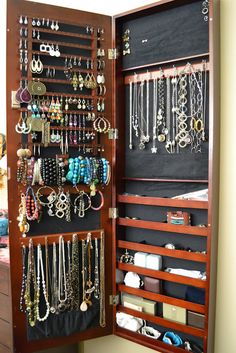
[121, 0, 209, 70]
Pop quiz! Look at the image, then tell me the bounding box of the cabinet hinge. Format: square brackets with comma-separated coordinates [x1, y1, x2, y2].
[109, 294, 119, 305]
[108, 128, 118, 140]
[109, 207, 119, 219]
[108, 48, 119, 60]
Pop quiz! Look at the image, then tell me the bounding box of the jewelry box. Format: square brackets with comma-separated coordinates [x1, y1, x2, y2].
[6, 0, 220, 353]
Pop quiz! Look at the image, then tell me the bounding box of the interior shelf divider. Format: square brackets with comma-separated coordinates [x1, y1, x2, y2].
[115, 327, 190, 353]
[117, 305, 205, 338]
[118, 263, 206, 288]
[117, 194, 208, 210]
[118, 240, 207, 263]
[118, 284, 205, 314]
[118, 218, 209, 237]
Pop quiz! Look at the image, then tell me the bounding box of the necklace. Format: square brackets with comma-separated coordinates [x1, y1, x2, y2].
[157, 70, 166, 143]
[20, 245, 27, 312]
[58, 236, 68, 312]
[71, 234, 80, 310]
[99, 231, 106, 327]
[151, 77, 158, 154]
[66, 240, 72, 310]
[132, 75, 139, 138]
[129, 81, 133, 149]
[94, 238, 100, 299]
[24, 239, 37, 327]
[50, 242, 58, 314]
[36, 244, 50, 321]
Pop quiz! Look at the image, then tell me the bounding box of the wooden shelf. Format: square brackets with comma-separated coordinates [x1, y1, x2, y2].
[32, 50, 91, 60]
[118, 194, 208, 210]
[118, 284, 205, 314]
[32, 38, 92, 50]
[20, 228, 104, 246]
[118, 263, 206, 288]
[115, 327, 190, 353]
[117, 305, 205, 338]
[31, 27, 94, 40]
[118, 240, 207, 263]
[43, 65, 95, 73]
[122, 52, 210, 73]
[118, 218, 209, 237]
[124, 61, 209, 84]
[50, 126, 94, 131]
[122, 177, 209, 183]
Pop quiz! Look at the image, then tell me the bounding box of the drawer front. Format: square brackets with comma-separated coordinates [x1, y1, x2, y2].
[0, 343, 11, 353]
[0, 294, 11, 322]
[0, 268, 9, 296]
[0, 319, 12, 349]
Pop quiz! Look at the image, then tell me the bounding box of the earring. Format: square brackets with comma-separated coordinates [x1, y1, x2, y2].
[37, 18, 41, 26]
[50, 129, 56, 143]
[55, 45, 60, 57]
[46, 66, 50, 77]
[55, 21, 59, 31]
[32, 18, 36, 26]
[51, 20, 55, 30]
[19, 16, 23, 24]
[37, 30, 40, 40]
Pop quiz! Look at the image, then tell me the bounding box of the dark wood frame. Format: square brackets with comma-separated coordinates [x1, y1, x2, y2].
[6, 0, 219, 353]
[113, 1, 220, 353]
[6, 1, 114, 352]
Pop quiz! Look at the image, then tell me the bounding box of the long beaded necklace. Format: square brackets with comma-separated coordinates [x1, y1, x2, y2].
[80, 233, 94, 311]
[50, 242, 58, 314]
[99, 231, 106, 327]
[66, 240, 72, 310]
[24, 239, 38, 327]
[94, 238, 100, 299]
[129, 81, 133, 149]
[157, 70, 166, 143]
[36, 244, 50, 321]
[151, 77, 158, 153]
[71, 234, 80, 310]
[58, 236, 68, 312]
[20, 245, 27, 313]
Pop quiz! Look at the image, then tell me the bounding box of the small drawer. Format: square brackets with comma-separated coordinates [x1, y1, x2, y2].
[0, 318, 12, 349]
[0, 267, 9, 296]
[163, 303, 186, 324]
[0, 294, 11, 322]
[187, 311, 205, 329]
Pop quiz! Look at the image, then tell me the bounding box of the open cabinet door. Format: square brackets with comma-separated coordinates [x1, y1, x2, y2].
[6, 0, 113, 352]
[112, 1, 219, 353]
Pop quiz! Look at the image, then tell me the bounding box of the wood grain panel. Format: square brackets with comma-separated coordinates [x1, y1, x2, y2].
[0, 268, 9, 296]
[0, 294, 11, 323]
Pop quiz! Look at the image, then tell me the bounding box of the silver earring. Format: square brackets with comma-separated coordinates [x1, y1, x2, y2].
[24, 16, 28, 25]
[19, 16, 23, 24]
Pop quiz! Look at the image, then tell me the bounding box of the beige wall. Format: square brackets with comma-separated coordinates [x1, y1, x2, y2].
[214, 0, 236, 352]
[1, 0, 236, 352]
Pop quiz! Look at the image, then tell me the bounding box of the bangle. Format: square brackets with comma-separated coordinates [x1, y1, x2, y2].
[90, 190, 104, 211]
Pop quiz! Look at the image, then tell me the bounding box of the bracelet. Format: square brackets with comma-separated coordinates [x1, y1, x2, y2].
[163, 332, 183, 346]
[90, 190, 104, 211]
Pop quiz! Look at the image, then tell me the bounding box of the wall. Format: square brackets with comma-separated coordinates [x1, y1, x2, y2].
[1, 0, 236, 353]
[214, 0, 236, 352]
